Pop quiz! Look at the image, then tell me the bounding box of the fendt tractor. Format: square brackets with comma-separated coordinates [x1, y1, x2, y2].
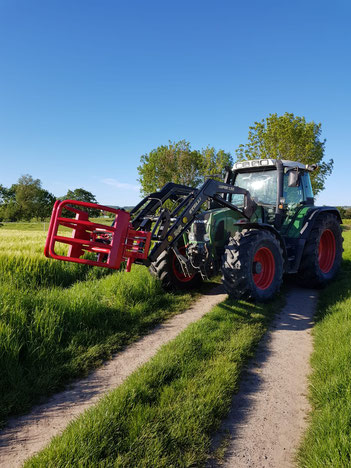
[45, 159, 343, 301]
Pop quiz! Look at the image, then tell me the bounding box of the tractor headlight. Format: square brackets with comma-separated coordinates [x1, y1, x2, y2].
[189, 232, 195, 241]
[204, 234, 210, 242]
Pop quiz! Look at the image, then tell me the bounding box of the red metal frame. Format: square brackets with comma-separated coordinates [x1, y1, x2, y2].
[44, 200, 151, 272]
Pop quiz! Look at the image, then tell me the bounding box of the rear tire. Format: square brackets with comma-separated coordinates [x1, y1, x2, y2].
[149, 247, 202, 291]
[221, 229, 284, 301]
[297, 213, 343, 288]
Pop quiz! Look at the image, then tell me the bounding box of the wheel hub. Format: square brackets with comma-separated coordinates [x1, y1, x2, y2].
[252, 247, 275, 290]
[253, 261, 263, 274]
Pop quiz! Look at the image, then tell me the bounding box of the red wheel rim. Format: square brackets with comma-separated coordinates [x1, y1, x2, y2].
[172, 246, 195, 282]
[253, 247, 275, 290]
[319, 229, 336, 273]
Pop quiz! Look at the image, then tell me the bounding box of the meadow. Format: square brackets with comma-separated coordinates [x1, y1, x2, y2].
[0, 222, 198, 425]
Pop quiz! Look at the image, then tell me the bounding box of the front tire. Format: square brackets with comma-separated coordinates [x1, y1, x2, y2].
[297, 213, 343, 288]
[149, 247, 202, 291]
[221, 229, 284, 301]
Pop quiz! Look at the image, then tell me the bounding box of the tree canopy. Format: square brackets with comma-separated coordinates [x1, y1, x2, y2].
[137, 140, 233, 196]
[63, 188, 98, 204]
[0, 175, 55, 221]
[62, 188, 99, 217]
[235, 113, 333, 196]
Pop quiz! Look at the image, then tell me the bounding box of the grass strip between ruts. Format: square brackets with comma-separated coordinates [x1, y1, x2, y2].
[25, 294, 283, 467]
[298, 228, 351, 467]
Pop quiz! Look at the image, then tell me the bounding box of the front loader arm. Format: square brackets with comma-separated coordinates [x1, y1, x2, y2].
[44, 179, 256, 273]
[145, 179, 257, 265]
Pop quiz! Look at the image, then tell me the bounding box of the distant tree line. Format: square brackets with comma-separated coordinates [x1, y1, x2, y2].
[337, 207, 351, 219]
[0, 175, 98, 222]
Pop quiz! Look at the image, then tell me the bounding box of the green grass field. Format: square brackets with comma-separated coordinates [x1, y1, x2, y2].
[0, 223, 200, 425]
[25, 295, 283, 467]
[298, 228, 351, 467]
[3, 219, 351, 466]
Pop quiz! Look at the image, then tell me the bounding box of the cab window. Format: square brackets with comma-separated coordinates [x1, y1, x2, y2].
[233, 169, 277, 205]
[283, 170, 314, 205]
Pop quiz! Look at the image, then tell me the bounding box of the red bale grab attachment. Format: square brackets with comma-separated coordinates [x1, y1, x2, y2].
[44, 200, 151, 272]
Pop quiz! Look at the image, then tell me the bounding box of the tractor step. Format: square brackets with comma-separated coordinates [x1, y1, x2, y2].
[44, 200, 151, 272]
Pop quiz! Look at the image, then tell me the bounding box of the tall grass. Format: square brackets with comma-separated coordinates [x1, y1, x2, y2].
[298, 229, 351, 467]
[0, 266, 194, 425]
[0, 227, 111, 288]
[0, 224, 198, 425]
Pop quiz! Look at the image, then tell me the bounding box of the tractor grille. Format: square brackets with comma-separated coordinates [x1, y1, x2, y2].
[192, 213, 210, 241]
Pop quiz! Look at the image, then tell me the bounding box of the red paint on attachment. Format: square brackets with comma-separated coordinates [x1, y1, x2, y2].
[253, 247, 275, 290]
[318, 229, 336, 273]
[44, 200, 151, 272]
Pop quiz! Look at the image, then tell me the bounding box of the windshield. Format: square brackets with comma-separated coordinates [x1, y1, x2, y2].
[232, 169, 277, 205]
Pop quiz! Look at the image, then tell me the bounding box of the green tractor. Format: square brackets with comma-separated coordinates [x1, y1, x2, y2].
[45, 159, 343, 301]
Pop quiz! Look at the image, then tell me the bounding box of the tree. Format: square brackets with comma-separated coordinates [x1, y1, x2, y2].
[235, 113, 333, 196]
[64, 188, 98, 204]
[201, 147, 233, 180]
[138, 140, 233, 196]
[337, 206, 346, 218]
[138, 140, 202, 196]
[0, 184, 20, 221]
[14, 175, 56, 221]
[62, 188, 99, 217]
[0, 176, 56, 221]
[34, 189, 56, 221]
[0, 200, 22, 222]
[15, 175, 43, 221]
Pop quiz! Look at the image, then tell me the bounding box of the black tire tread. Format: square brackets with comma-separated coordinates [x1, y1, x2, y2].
[221, 229, 284, 301]
[149, 249, 202, 291]
[297, 213, 343, 288]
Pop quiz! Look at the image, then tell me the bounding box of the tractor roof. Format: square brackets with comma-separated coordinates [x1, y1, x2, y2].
[233, 159, 317, 172]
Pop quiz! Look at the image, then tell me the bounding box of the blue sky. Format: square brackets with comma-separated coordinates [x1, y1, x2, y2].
[0, 0, 350, 206]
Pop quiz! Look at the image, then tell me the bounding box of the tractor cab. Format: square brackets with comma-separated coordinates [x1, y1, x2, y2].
[230, 159, 316, 227]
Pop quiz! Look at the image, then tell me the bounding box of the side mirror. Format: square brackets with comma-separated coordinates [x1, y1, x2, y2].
[288, 170, 300, 187]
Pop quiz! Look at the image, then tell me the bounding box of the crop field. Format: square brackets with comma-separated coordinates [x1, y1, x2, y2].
[0, 222, 198, 425]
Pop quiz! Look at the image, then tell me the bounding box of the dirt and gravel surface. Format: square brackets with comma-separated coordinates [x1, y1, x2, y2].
[0, 286, 226, 468]
[210, 287, 317, 468]
[0, 286, 317, 468]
